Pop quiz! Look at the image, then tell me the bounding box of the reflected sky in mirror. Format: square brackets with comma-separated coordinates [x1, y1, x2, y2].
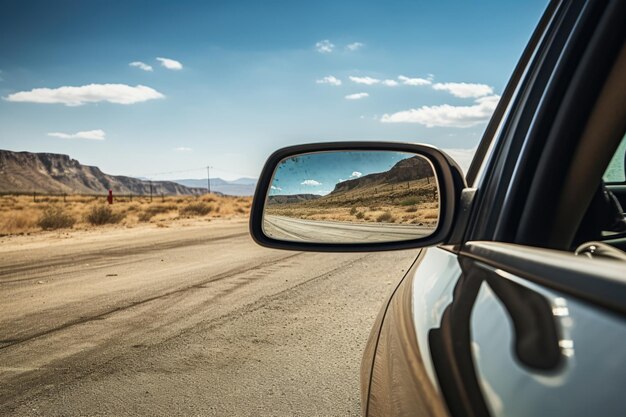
[269, 151, 413, 196]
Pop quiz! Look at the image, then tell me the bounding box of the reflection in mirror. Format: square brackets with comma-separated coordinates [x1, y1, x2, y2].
[262, 151, 439, 244]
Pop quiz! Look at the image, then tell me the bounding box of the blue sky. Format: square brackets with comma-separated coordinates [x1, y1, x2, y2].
[271, 151, 418, 196]
[0, 0, 547, 181]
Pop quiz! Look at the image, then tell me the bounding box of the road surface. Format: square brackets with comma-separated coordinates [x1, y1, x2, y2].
[0, 219, 419, 416]
[264, 215, 435, 243]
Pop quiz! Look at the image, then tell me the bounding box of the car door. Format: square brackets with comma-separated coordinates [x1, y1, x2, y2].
[429, 0, 626, 416]
[464, 243, 626, 417]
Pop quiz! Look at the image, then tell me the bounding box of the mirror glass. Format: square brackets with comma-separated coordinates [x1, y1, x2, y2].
[262, 150, 440, 244]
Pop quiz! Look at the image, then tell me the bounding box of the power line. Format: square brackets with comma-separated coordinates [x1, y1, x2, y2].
[207, 165, 213, 194]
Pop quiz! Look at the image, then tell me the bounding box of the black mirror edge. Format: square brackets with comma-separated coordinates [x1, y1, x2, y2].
[249, 141, 467, 252]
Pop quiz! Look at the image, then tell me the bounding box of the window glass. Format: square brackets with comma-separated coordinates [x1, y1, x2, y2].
[603, 134, 626, 183]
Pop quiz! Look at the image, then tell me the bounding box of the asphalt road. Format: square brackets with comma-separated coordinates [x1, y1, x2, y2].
[0, 219, 419, 416]
[264, 215, 434, 243]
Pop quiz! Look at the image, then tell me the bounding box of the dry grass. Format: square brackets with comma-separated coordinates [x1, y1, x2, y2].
[0, 194, 252, 236]
[38, 205, 77, 230]
[266, 177, 439, 226]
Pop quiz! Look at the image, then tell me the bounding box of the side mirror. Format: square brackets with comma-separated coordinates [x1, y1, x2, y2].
[250, 142, 465, 252]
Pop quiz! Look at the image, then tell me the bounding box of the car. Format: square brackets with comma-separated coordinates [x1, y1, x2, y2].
[249, 0, 626, 416]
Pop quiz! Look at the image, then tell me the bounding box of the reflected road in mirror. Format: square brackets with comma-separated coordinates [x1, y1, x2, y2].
[262, 150, 440, 244]
[264, 214, 436, 243]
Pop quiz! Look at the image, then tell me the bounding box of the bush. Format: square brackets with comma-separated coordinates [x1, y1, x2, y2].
[179, 202, 213, 216]
[38, 205, 76, 230]
[349, 207, 357, 215]
[137, 204, 177, 222]
[400, 197, 420, 206]
[85, 205, 125, 225]
[405, 207, 418, 213]
[376, 212, 395, 223]
[355, 211, 365, 219]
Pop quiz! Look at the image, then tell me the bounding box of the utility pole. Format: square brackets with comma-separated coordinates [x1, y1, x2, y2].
[207, 166, 212, 194]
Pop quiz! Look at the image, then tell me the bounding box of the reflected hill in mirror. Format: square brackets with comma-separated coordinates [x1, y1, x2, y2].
[266, 156, 439, 228]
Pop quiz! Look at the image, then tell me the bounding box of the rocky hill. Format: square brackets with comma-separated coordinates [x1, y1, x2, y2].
[330, 156, 433, 194]
[0, 150, 205, 195]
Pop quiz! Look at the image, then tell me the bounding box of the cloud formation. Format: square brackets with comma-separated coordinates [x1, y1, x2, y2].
[345, 92, 369, 100]
[350, 171, 362, 178]
[271, 185, 282, 191]
[441, 148, 477, 174]
[382, 79, 399, 87]
[174, 147, 193, 152]
[349, 76, 380, 85]
[129, 61, 153, 71]
[4, 84, 165, 106]
[380, 95, 500, 128]
[301, 179, 321, 186]
[157, 57, 183, 70]
[398, 75, 432, 86]
[315, 40, 335, 53]
[433, 82, 493, 98]
[48, 129, 106, 140]
[346, 42, 364, 51]
[316, 75, 342, 86]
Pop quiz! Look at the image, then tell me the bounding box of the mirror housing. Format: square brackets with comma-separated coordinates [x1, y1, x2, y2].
[250, 142, 465, 252]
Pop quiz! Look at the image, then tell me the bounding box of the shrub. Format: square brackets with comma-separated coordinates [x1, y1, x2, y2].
[376, 212, 395, 223]
[2, 212, 37, 234]
[349, 207, 357, 215]
[405, 207, 418, 213]
[38, 205, 76, 230]
[138, 204, 177, 222]
[400, 197, 420, 206]
[355, 211, 365, 219]
[180, 202, 213, 216]
[85, 205, 125, 225]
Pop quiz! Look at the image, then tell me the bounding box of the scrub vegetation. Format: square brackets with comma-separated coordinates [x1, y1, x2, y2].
[0, 194, 252, 235]
[266, 176, 439, 226]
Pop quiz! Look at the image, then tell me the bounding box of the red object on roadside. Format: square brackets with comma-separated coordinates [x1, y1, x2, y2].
[107, 189, 113, 204]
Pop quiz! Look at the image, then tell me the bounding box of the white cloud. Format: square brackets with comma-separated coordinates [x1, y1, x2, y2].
[174, 147, 193, 152]
[349, 76, 380, 85]
[156, 57, 183, 70]
[345, 92, 369, 100]
[316, 75, 342, 86]
[129, 61, 153, 71]
[301, 179, 321, 186]
[346, 42, 364, 51]
[4, 83, 164, 106]
[382, 79, 399, 87]
[48, 129, 106, 140]
[271, 185, 282, 191]
[433, 82, 493, 98]
[398, 75, 431, 86]
[350, 171, 362, 178]
[315, 40, 335, 53]
[441, 148, 477, 175]
[380, 95, 500, 128]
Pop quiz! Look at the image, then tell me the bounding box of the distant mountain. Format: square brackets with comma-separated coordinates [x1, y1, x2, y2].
[0, 150, 205, 195]
[267, 194, 322, 205]
[230, 177, 257, 185]
[330, 156, 433, 194]
[174, 178, 257, 196]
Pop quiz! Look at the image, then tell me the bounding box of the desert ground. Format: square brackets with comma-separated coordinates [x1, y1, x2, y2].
[0, 198, 419, 416]
[266, 177, 439, 227]
[0, 193, 252, 236]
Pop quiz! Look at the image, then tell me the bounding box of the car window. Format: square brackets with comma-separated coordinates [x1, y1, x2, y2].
[603, 133, 626, 183]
